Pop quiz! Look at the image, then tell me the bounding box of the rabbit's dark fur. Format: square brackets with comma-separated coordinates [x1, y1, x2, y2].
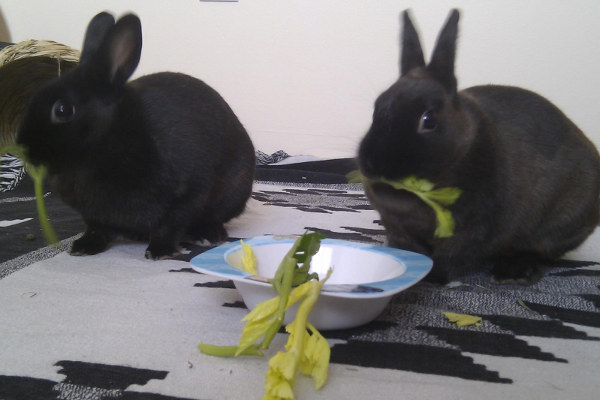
[358, 10, 600, 284]
[17, 12, 255, 259]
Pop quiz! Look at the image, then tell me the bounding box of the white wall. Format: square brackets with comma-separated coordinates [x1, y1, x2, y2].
[1, 0, 599, 158]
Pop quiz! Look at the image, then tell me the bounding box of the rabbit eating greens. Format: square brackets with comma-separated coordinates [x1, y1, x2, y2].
[358, 9, 600, 284]
[17, 12, 255, 259]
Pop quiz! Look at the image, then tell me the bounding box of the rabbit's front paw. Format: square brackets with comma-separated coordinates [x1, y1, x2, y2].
[70, 229, 114, 256]
[144, 241, 179, 260]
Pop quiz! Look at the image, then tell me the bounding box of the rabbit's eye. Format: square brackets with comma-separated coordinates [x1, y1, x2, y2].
[418, 111, 437, 133]
[51, 100, 76, 123]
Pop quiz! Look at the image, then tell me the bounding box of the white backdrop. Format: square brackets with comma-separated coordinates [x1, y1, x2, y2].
[1, 0, 598, 158]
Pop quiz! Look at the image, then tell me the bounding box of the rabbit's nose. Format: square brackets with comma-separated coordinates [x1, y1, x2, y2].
[358, 155, 379, 178]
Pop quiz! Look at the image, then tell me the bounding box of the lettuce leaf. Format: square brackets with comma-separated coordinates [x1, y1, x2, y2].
[348, 171, 461, 238]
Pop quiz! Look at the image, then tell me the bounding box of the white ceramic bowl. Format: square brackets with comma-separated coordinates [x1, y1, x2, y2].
[190, 235, 432, 330]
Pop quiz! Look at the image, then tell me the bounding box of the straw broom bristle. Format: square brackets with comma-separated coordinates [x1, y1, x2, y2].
[0, 39, 80, 66]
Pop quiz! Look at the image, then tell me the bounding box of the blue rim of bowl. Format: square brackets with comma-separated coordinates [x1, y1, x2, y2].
[189, 235, 433, 299]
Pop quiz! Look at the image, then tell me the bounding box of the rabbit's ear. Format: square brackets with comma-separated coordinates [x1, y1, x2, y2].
[428, 9, 460, 93]
[400, 10, 426, 75]
[84, 14, 142, 88]
[105, 14, 142, 86]
[81, 12, 116, 64]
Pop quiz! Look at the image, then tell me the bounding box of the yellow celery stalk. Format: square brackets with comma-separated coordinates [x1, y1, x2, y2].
[241, 239, 258, 274]
[1, 145, 59, 244]
[263, 273, 331, 400]
[198, 233, 332, 400]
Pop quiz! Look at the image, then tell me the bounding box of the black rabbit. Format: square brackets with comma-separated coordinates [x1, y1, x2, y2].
[17, 12, 255, 259]
[358, 9, 600, 283]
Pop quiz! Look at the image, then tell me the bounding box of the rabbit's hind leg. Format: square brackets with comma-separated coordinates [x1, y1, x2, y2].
[490, 254, 546, 285]
[186, 215, 228, 244]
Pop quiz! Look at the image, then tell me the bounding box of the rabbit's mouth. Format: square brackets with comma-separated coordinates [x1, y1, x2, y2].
[357, 157, 379, 179]
[16, 143, 67, 174]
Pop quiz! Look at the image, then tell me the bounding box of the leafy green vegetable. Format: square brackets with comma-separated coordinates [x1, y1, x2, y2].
[263, 279, 331, 400]
[199, 232, 331, 400]
[240, 239, 258, 274]
[443, 311, 482, 327]
[196, 343, 263, 357]
[296, 322, 330, 389]
[347, 170, 461, 238]
[271, 233, 323, 292]
[1, 145, 59, 244]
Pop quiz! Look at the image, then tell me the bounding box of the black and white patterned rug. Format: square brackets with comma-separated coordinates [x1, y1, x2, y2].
[1, 158, 599, 400]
